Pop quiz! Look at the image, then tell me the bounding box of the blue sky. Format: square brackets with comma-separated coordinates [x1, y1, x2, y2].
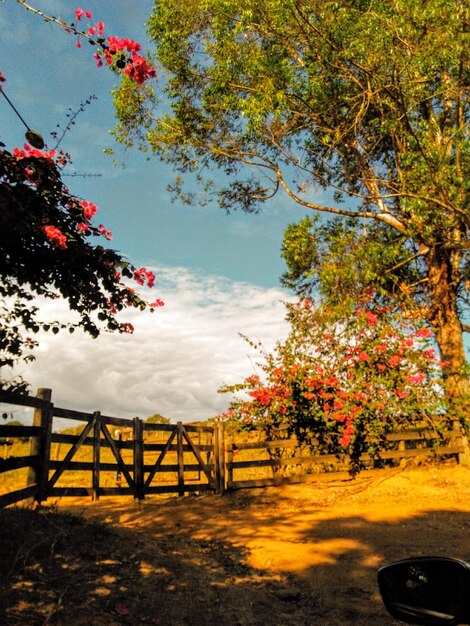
[1, 0, 315, 423]
[1, 0, 309, 286]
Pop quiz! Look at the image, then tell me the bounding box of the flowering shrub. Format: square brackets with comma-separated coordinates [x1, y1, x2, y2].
[0, 134, 163, 392]
[219, 299, 448, 470]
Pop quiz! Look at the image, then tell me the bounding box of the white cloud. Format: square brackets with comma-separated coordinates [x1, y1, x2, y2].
[4, 266, 291, 428]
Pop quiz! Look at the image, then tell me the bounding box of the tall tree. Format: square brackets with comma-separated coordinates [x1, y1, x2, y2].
[114, 0, 469, 411]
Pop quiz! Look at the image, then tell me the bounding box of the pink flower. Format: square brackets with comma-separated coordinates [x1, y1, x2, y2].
[74, 8, 84, 21]
[85, 10, 92, 19]
[43, 225, 67, 249]
[96, 22, 105, 36]
[150, 299, 165, 308]
[80, 200, 98, 220]
[75, 40, 82, 48]
[88, 26, 96, 36]
[134, 267, 155, 288]
[407, 373, 425, 385]
[98, 224, 112, 240]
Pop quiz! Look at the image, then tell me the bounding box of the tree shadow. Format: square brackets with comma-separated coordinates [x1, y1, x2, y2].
[2, 472, 469, 625]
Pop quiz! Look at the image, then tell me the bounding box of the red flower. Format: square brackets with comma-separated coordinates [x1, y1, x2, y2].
[388, 354, 402, 367]
[74, 8, 84, 21]
[150, 299, 164, 308]
[416, 327, 433, 338]
[43, 225, 67, 249]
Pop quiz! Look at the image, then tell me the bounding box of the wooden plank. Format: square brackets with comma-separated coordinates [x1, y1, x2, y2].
[217, 421, 225, 493]
[143, 423, 175, 433]
[52, 407, 94, 422]
[0, 485, 38, 507]
[100, 414, 136, 427]
[0, 391, 49, 409]
[177, 423, 185, 496]
[0, 425, 42, 438]
[133, 417, 144, 499]
[0, 455, 39, 472]
[93, 413, 101, 500]
[37, 404, 53, 503]
[47, 416, 94, 489]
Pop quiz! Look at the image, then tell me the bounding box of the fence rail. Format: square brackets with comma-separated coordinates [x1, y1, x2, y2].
[1, 388, 469, 506]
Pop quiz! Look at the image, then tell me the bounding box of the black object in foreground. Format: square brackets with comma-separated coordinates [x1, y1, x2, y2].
[378, 557, 470, 625]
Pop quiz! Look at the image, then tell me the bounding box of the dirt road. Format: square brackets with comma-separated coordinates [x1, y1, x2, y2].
[2, 463, 470, 625]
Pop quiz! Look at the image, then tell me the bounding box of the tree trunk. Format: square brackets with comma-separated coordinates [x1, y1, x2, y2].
[426, 248, 470, 420]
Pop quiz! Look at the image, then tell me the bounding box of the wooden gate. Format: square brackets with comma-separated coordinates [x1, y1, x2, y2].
[0, 390, 226, 506]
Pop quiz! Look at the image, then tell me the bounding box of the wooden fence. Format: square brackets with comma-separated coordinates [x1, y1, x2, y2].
[1, 389, 469, 506]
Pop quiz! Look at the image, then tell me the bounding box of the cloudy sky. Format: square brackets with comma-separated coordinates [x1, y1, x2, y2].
[1, 0, 306, 425]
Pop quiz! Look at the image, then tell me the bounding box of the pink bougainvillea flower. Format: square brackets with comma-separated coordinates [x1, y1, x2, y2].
[407, 373, 425, 385]
[43, 225, 67, 249]
[134, 267, 155, 287]
[80, 200, 98, 220]
[74, 8, 84, 20]
[150, 299, 165, 308]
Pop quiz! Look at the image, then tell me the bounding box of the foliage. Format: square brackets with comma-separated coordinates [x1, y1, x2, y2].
[281, 216, 422, 310]
[219, 299, 449, 469]
[0, 143, 162, 392]
[114, 0, 470, 406]
[145, 413, 171, 425]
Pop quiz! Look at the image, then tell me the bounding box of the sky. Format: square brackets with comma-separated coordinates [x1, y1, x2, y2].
[0, 0, 316, 425]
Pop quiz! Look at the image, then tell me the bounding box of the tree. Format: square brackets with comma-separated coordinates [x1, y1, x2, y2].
[219, 299, 449, 470]
[145, 413, 171, 424]
[114, 0, 469, 411]
[0, 6, 160, 392]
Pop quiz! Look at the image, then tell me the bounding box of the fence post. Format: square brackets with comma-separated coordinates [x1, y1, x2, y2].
[227, 437, 234, 489]
[177, 422, 185, 496]
[27, 388, 53, 504]
[452, 421, 470, 466]
[214, 421, 225, 494]
[92, 411, 101, 500]
[133, 416, 144, 500]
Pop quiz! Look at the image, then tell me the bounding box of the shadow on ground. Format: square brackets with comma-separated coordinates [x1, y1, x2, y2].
[1, 467, 470, 625]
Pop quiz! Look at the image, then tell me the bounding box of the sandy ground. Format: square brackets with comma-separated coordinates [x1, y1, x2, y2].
[1, 463, 470, 625]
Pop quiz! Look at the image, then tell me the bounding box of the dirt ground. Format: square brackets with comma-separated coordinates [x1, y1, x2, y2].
[1, 462, 470, 625]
